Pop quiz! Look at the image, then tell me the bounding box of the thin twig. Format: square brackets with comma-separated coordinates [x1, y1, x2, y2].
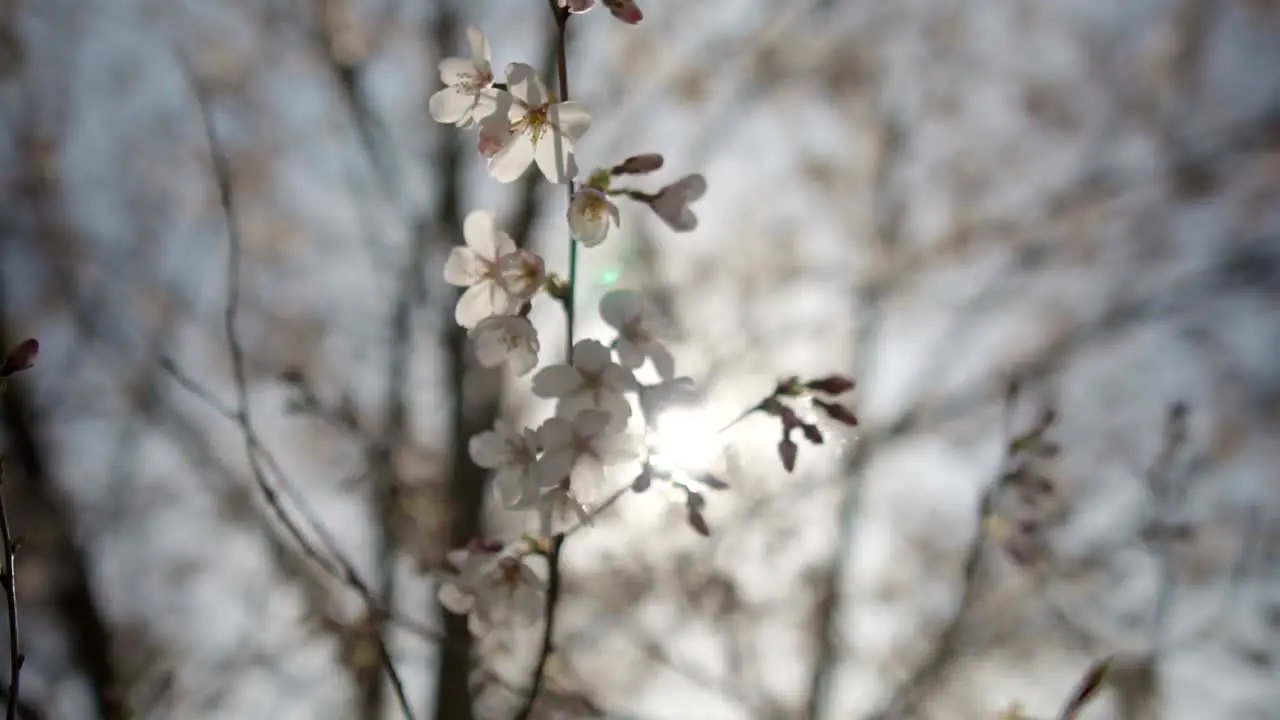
[178, 60, 416, 720]
[0, 455, 22, 720]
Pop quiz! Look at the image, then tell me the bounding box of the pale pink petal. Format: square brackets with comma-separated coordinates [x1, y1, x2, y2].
[470, 321, 511, 368]
[536, 449, 577, 487]
[504, 63, 548, 107]
[488, 133, 536, 183]
[468, 429, 508, 468]
[477, 114, 512, 156]
[598, 290, 640, 330]
[443, 247, 483, 286]
[455, 281, 508, 328]
[437, 581, 475, 614]
[571, 454, 607, 490]
[492, 467, 530, 507]
[598, 432, 643, 465]
[462, 210, 498, 257]
[600, 363, 639, 391]
[535, 417, 574, 449]
[532, 365, 583, 398]
[571, 409, 612, 436]
[597, 392, 633, 428]
[572, 339, 612, 373]
[648, 340, 676, 380]
[533, 129, 576, 184]
[509, 341, 538, 376]
[614, 338, 644, 369]
[429, 87, 473, 125]
[465, 25, 490, 65]
[439, 57, 481, 86]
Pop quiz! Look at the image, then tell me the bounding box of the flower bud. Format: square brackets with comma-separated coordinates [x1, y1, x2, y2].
[611, 153, 664, 175]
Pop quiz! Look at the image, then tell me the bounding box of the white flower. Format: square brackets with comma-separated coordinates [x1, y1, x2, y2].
[599, 290, 675, 379]
[532, 339, 637, 426]
[536, 482, 593, 536]
[469, 315, 540, 376]
[469, 421, 544, 506]
[443, 210, 517, 328]
[428, 26, 498, 127]
[535, 410, 643, 491]
[567, 187, 620, 247]
[648, 173, 706, 231]
[498, 249, 546, 302]
[438, 546, 544, 634]
[484, 63, 591, 184]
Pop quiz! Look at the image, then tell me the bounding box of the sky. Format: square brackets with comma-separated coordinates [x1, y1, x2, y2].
[2, 0, 1280, 718]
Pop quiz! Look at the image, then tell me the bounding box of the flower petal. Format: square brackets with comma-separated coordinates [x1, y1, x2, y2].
[533, 129, 576, 184]
[462, 210, 499, 257]
[572, 339, 612, 372]
[429, 87, 471, 125]
[505, 62, 548, 107]
[532, 365, 582, 398]
[455, 281, 508, 328]
[443, 247, 483, 286]
[470, 320, 510, 368]
[551, 101, 591, 140]
[439, 57, 482, 86]
[438, 581, 475, 614]
[469, 429, 507, 468]
[488, 132, 536, 183]
[648, 340, 677, 380]
[465, 25, 490, 65]
[614, 338, 645, 369]
[598, 290, 641, 330]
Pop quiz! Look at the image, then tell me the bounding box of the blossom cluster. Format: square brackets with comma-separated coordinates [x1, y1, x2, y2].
[428, 7, 713, 635]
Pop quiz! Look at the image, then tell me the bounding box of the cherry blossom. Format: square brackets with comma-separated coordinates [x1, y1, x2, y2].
[443, 209, 518, 328]
[599, 289, 675, 379]
[535, 410, 644, 491]
[470, 315, 540, 376]
[428, 26, 498, 127]
[532, 338, 637, 426]
[498, 248, 546, 302]
[567, 187, 620, 247]
[438, 546, 544, 634]
[470, 420, 544, 506]
[483, 63, 591, 184]
[649, 173, 706, 231]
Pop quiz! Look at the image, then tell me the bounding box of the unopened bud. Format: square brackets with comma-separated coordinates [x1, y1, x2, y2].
[612, 153, 664, 175]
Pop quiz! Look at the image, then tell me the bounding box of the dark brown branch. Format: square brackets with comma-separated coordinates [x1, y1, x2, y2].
[0, 368, 125, 719]
[0, 448, 22, 720]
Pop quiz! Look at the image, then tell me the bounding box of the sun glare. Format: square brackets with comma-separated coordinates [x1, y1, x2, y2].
[646, 406, 720, 476]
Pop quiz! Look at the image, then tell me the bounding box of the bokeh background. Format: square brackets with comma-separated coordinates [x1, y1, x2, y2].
[2, 0, 1279, 718]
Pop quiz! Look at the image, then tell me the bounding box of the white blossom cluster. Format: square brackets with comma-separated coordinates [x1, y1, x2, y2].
[428, 4, 710, 636]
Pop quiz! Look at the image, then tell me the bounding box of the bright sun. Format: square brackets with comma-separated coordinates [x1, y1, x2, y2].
[646, 406, 720, 476]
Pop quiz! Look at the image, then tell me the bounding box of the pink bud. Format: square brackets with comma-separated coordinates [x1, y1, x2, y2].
[612, 153, 664, 175]
[0, 338, 38, 377]
[805, 375, 855, 396]
[778, 435, 797, 472]
[814, 399, 858, 427]
[604, 0, 643, 24]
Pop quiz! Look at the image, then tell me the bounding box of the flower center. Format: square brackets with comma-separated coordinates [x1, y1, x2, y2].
[516, 105, 551, 142]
